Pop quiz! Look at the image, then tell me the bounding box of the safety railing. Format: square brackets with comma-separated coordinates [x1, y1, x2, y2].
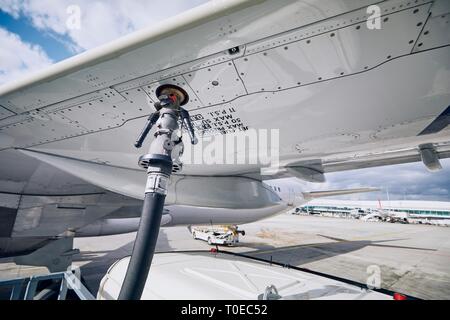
[0, 271, 95, 300]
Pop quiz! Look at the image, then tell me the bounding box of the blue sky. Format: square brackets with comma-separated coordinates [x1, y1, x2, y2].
[0, 1, 448, 201]
[0, 9, 71, 61]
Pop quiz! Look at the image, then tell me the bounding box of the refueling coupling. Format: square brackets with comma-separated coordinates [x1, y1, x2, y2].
[118, 85, 197, 300]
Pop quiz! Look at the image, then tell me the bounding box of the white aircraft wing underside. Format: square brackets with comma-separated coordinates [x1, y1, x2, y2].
[1, 0, 450, 180]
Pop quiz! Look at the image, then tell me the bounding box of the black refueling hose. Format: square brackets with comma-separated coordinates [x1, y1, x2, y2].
[118, 179, 168, 300]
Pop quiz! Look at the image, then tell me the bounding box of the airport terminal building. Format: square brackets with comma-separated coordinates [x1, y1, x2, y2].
[300, 199, 450, 219]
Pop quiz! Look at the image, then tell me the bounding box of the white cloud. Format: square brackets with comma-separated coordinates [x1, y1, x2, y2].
[287, 158, 450, 201]
[0, 27, 53, 85]
[0, 0, 209, 52]
[0, 0, 22, 18]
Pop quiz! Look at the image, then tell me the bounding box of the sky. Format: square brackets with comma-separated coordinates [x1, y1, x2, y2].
[276, 159, 450, 202]
[0, 0, 448, 202]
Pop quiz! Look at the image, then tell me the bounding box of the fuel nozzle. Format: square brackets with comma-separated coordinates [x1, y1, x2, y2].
[134, 84, 198, 148]
[155, 85, 197, 145]
[154, 93, 178, 110]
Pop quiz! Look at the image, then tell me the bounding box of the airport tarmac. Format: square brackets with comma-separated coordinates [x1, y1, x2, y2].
[1, 213, 449, 299]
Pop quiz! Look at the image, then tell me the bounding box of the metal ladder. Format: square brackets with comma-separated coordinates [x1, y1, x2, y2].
[0, 271, 95, 300]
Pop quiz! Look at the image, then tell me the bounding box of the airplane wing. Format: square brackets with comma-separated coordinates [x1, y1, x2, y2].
[1, 0, 449, 186]
[302, 188, 379, 200]
[273, 142, 450, 182]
